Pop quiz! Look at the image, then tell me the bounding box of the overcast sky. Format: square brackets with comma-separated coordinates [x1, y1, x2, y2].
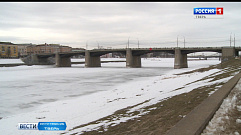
[0, 2, 241, 49]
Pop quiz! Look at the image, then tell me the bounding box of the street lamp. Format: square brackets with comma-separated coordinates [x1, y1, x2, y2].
[230, 32, 236, 47]
[234, 34, 235, 47]
[136, 38, 139, 48]
[177, 35, 179, 47]
[177, 35, 185, 48]
[96, 41, 100, 49]
[230, 32, 232, 47]
[128, 37, 130, 48]
[182, 36, 185, 48]
[86, 40, 88, 50]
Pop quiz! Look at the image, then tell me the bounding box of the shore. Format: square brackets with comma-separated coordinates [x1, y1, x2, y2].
[72, 59, 241, 135]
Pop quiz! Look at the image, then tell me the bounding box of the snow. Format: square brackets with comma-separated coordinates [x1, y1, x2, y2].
[0, 58, 225, 135]
[71, 58, 126, 62]
[236, 119, 241, 124]
[202, 78, 241, 135]
[237, 105, 241, 111]
[235, 132, 240, 135]
[0, 59, 24, 64]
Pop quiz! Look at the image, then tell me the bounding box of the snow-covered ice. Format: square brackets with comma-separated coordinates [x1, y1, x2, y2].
[0, 59, 24, 64]
[0, 58, 225, 135]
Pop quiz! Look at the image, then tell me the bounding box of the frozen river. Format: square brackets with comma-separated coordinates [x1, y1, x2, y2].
[0, 58, 222, 135]
[0, 58, 176, 117]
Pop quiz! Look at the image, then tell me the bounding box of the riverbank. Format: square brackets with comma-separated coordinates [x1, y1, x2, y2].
[73, 59, 241, 135]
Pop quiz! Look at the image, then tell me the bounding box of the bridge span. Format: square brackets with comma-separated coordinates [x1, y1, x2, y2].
[28, 47, 241, 69]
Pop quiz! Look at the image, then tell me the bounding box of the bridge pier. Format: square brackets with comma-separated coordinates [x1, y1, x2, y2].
[174, 48, 188, 69]
[31, 54, 51, 65]
[221, 47, 236, 62]
[235, 50, 239, 57]
[55, 53, 71, 67]
[85, 50, 101, 67]
[126, 49, 141, 68]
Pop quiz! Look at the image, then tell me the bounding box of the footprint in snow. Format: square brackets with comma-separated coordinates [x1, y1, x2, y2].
[36, 117, 46, 119]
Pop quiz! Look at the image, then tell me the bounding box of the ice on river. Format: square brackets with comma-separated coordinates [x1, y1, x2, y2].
[0, 59, 24, 64]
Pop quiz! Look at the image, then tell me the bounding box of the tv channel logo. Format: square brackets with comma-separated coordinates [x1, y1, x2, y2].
[18, 123, 38, 130]
[194, 7, 223, 19]
[38, 122, 67, 131]
[18, 122, 67, 131]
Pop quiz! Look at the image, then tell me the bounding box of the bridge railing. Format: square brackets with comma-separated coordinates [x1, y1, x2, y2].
[35, 46, 240, 56]
[91, 47, 225, 50]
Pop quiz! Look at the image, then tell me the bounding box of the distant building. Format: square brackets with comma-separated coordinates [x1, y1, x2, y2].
[71, 48, 85, 52]
[112, 52, 125, 58]
[27, 43, 72, 55]
[100, 53, 113, 58]
[0, 42, 73, 58]
[0, 42, 18, 58]
[152, 52, 174, 58]
[71, 48, 85, 58]
[16, 43, 33, 57]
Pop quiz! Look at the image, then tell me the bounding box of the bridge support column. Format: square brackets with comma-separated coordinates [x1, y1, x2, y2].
[222, 47, 235, 62]
[85, 50, 101, 67]
[31, 54, 50, 65]
[174, 48, 188, 69]
[55, 53, 71, 67]
[126, 48, 141, 68]
[235, 50, 239, 57]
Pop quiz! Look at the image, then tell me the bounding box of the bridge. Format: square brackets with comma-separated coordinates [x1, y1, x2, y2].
[27, 47, 241, 69]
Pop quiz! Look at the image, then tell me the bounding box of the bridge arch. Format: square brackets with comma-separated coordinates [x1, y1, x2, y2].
[85, 49, 126, 67]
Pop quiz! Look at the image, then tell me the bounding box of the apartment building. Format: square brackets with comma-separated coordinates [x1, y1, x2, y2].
[0, 42, 18, 58]
[27, 43, 72, 55]
[17, 43, 32, 56]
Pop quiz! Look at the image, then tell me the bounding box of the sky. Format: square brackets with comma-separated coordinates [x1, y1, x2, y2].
[0, 2, 241, 49]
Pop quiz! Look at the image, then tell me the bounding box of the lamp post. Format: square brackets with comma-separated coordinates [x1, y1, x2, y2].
[177, 35, 185, 48]
[86, 40, 88, 50]
[230, 32, 232, 47]
[96, 41, 99, 49]
[234, 34, 235, 47]
[128, 37, 130, 48]
[136, 38, 139, 48]
[177, 35, 179, 47]
[182, 36, 185, 48]
[230, 33, 236, 47]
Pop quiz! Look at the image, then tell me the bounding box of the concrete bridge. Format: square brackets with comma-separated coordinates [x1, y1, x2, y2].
[29, 47, 241, 69]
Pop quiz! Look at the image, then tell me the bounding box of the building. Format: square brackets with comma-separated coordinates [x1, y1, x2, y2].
[100, 53, 113, 58]
[16, 43, 33, 57]
[152, 52, 174, 58]
[71, 48, 85, 52]
[0, 42, 73, 58]
[0, 42, 18, 58]
[27, 43, 72, 55]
